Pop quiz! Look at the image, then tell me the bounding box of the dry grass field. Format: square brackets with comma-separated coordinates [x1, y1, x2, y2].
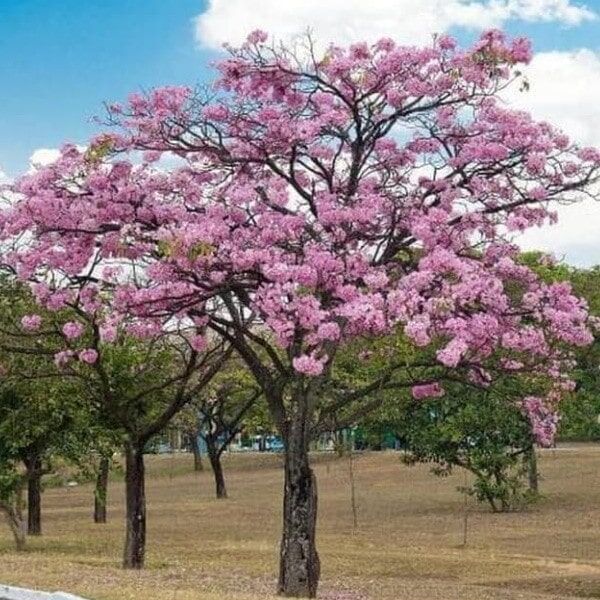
[1, 446, 600, 600]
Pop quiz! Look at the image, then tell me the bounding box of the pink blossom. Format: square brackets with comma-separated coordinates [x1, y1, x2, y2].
[202, 105, 229, 121]
[412, 382, 445, 400]
[315, 322, 341, 342]
[54, 350, 74, 369]
[526, 153, 546, 174]
[522, 396, 559, 447]
[21, 314, 42, 331]
[62, 321, 85, 340]
[190, 335, 207, 352]
[437, 338, 468, 368]
[246, 29, 268, 45]
[437, 34, 456, 51]
[292, 354, 325, 376]
[99, 324, 118, 343]
[78, 349, 98, 364]
[405, 318, 431, 347]
[510, 37, 532, 63]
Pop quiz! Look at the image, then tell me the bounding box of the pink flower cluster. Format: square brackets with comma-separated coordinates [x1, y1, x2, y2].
[79, 348, 98, 364]
[292, 354, 325, 376]
[412, 383, 445, 400]
[62, 321, 84, 340]
[21, 314, 42, 331]
[522, 396, 560, 447]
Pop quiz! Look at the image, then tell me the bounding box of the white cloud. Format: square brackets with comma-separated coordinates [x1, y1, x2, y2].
[0, 166, 10, 185]
[194, 0, 595, 50]
[504, 0, 597, 24]
[516, 200, 600, 266]
[501, 50, 600, 266]
[504, 49, 600, 148]
[28, 148, 62, 170]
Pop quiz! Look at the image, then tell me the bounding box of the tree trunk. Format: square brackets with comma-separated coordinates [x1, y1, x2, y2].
[1, 504, 26, 551]
[347, 450, 358, 530]
[207, 439, 227, 499]
[123, 443, 146, 569]
[25, 455, 42, 536]
[190, 433, 204, 472]
[94, 456, 110, 524]
[277, 408, 320, 598]
[527, 447, 539, 494]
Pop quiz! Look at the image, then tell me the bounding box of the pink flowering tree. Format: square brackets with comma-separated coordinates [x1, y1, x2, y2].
[2, 30, 599, 596]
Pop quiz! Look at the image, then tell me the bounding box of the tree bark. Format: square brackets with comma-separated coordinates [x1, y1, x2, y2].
[207, 438, 227, 499]
[277, 406, 320, 598]
[190, 433, 204, 472]
[123, 443, 146, 569]
[94, 456, 110, 524]
[25, 455, 42, 536]
[527, 447, 539, 494]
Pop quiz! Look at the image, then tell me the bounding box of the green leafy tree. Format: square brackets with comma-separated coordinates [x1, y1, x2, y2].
[332, 325, 548, 512]
[0, 278, 230, 566]
[67, 334, 230, 568]
[0, 279, 104, 535]
[0, 365, 96, 547]
[176, 359, 262, 498]
[561, 266, 600, 440]
[370, 384, 539, 512]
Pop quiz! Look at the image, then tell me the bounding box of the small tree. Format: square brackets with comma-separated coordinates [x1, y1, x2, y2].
[63, 334, 230, 568]
[0, 388, 27, 551]
[0, 371, 89, 547]
[90, 436, 118, 525]
[65, 423, 120, 525]
[199, 381, 260, 498]
[0, 373, 88, 537]
[176, 361, 261, 497]
[0, 462, 26, 551]
[387, 386, 539, 512]
[334, 330, 546, 511]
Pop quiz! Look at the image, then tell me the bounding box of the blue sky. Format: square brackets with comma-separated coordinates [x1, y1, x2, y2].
[0, 0, 216, 175]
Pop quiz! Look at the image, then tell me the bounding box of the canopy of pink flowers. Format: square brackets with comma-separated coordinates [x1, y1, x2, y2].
[2, 29, 598, 445]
